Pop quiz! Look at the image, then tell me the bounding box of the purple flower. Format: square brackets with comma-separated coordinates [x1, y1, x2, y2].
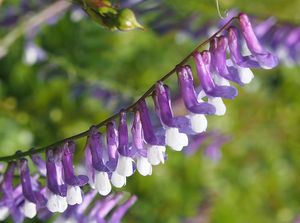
[115, 111, 136, 177]
[209, 36, 254, 85]
[105, 122, 127, 189]
[227, 25, 261, 68]
[19, 158, 46, 218]
[30, 154, 47, 176]
[46, 149, 68, 213]
[193, 50, 238, 99]
[61, 141, 89, 205]
[131, 111, 152, 176]
[138, 99, 166, 166]
[204, 134, 230, 162]
[238, 13, 278, 69]
[0, 162, 24, 223]
[153, 82, 189, 151]
[86, 127, 112, 196]
[177, 65, 213, 133]
[108, 195, 138, 223]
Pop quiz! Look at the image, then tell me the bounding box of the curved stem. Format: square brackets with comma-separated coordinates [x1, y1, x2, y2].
[0, 16, 237, 162]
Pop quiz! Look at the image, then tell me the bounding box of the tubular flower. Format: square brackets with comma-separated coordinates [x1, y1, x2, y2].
[19, 158, 46, 218]
[153, 82, 189, 151]
[131, 111, 152, 176]
[115, 111, 136, 177]
[46, 149, 68, 213]
[61, 142, 89, 205]
[87, 127, 112, 196]
[106, 122, 127, 188]
[138, 99, 166, 166]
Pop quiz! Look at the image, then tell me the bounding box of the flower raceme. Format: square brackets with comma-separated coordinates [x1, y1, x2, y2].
[0, 13, 278, 222]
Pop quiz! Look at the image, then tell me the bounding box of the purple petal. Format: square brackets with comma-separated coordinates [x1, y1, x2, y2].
[209, 36, 244, 85]
[193, 51, 238, 99]
[30, 154, 47, 176]
[118, 112, 135, 157]
[1, 161, 16, 195]
[19, 158, 38, 203]
[132, 111, 144, 150]
[227, 26, 261, 68]
[88, 127, 108, 172]
[177, 66, 216, 113]
[238, 13, 278, 69]
[62, 141, 88, 186]
[46, 149, 67, 196]
[108, 195, 138, 223]
[138, 100, 164, 145]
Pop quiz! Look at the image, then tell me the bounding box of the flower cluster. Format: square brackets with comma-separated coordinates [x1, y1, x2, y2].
[0, 159, 137, 223]
[0, 13, 278, 222]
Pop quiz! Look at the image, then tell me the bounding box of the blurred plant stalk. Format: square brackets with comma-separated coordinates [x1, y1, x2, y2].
[0, 1, 71, 59]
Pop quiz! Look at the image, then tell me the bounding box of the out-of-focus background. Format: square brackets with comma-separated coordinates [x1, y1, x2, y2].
[0, 0, 300, 222]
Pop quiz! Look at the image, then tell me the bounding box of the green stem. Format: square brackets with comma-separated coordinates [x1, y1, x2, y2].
[0, 16, 237, 162]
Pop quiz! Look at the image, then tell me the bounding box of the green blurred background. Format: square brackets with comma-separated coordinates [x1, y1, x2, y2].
[0, 0, 300, 222]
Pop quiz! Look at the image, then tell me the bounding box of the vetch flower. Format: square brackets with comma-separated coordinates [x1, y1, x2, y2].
[177, 65, 214, 133]
[61, 142, 89, 205]
[106, 122, 127, 188]
[0, 162, 24, 223]
[131, 111, 152, 176]
[19, 158, 46, 218]
[108, 195, 138, 223]
[87, 127, 112, 196]
[153, 82, 189, 151]
[238, 13, 278, 69]
[193, 50, 238, 99]
[138, 99, 166, 166]
[30, 153, 47, 176]
[88, 193, 124, 222]
[115, 111, 136, 177]
[209, 36, 254, 85]
[46, 149, 68, 213]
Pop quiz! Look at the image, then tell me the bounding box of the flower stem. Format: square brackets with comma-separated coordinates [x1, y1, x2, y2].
[0, 16, 237, 162]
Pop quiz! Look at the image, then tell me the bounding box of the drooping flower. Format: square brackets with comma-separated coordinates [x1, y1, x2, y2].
[106, 121, 127, 188]
[0, 162, 24, 223]
[108, 195, 138, 223]
[86, 126, 112, 196]
[30, 153, 47, 176]
[19, 158, 47, 218]
[193, 50, 238, 99]
[45, 149, 68, 213]
[131, 111, 152, 176]
[177, 65, 215, 133]
[238, 13, 279, 69]
[61, 141, 89, 205]
[153, 82, 189, 151]
[138, 99, 166, 166]
[115, 111, 136, 177]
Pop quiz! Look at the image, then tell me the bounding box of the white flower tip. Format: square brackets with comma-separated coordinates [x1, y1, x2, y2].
[0, 207, 9, 221]
[147, 145, 166, 165]
[116, 156, 134, 177]
[239, 67, 254, 84]
[208, 97, 226, 116]
[47, 193, 68, 213]
[95, 172, 112, 196]
[24, 200, 37, 218]
[137, 156, 152, 176]
[189, 114, 207, 133]
[67, 186, 83, 205]
[111, 172, 127, 188]
[165, 128, 188, 151]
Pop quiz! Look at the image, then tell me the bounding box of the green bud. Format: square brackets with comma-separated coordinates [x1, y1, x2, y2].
[116, 8, 144, 31]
